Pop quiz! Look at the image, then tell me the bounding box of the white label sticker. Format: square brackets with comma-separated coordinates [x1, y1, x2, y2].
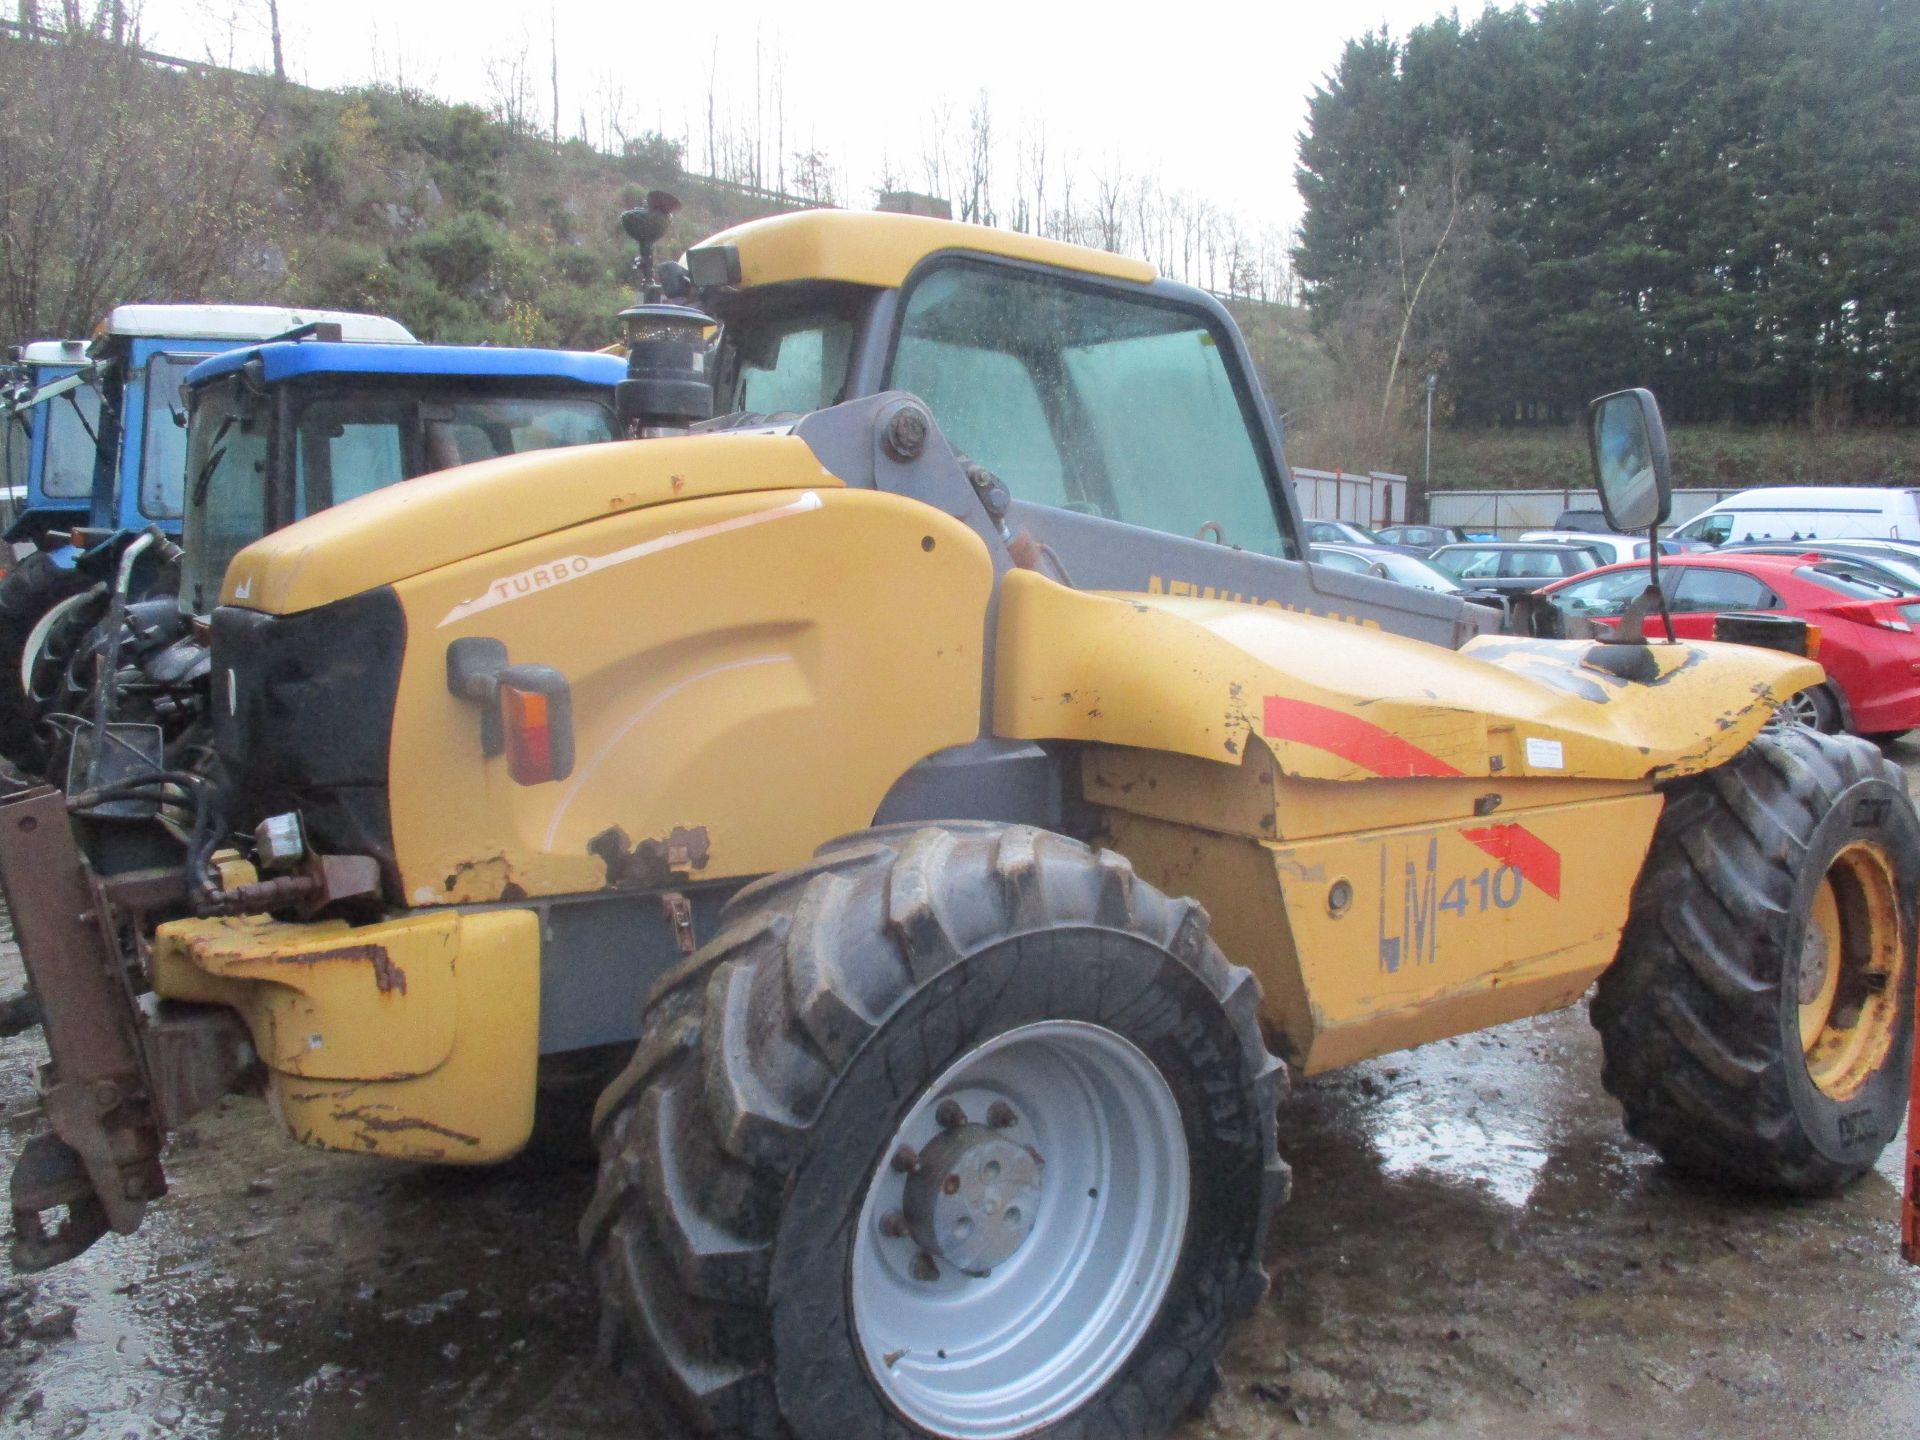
[1525, 737, 1565, 769]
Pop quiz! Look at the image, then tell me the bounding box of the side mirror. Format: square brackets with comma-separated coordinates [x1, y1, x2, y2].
[1587, 388, 1671, 534]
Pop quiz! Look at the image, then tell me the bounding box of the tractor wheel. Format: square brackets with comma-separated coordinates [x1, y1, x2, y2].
[0, 551, 91, 767]
[1592, 727, 1918, 1193]
[582, 823, 1289, 1440]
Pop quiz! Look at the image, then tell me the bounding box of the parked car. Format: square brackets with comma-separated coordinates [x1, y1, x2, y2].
[1553, 507, 1621, 533]
[1518, 530, 1687, 564]
[1722, 541, 1920, 596]
[1427, 539, 1606, 598]
[1372, 523, 1470, 553]
[1537, 552, 1920, 737]
[1666, 486, 1920, 547]
[1301, 518, 1427, 556]
[1309, 543, 1465, 593]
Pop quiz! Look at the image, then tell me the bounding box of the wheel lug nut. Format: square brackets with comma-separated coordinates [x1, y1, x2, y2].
[890, 1145, 920, 1173]
[942, 1173, 961, 1195]
[986, 1100, 1017, 1129]
[910, 1252, 940, 1282]
[935, 1099, 967, 1130]
[880, 1210, 909, 1238]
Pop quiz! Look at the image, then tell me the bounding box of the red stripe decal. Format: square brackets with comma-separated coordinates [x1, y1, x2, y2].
[1460, 823, 1562, 900]
[1261, 696, 1463, 779]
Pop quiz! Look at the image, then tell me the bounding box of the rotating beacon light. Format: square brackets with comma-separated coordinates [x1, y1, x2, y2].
[616, 191, 714, 437]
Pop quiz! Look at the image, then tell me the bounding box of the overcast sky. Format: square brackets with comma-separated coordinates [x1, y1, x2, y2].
[132, 0, 1477, 235]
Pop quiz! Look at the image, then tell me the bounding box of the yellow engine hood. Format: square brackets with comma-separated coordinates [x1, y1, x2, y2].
[221, 434, 841, 616]
[994, 570, 1822, 783]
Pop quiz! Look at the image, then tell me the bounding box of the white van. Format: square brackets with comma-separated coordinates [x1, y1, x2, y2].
[1669, 486, 1920, 546]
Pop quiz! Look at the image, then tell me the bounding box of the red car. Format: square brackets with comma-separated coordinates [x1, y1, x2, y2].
[1538, 552, 1920, 738]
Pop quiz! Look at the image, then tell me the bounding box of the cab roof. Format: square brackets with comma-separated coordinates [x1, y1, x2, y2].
[185, 341, 625, 390]
[94, 304, 417, 344]
[687, 209, 1156, 290]
[18, 339, 89, 365]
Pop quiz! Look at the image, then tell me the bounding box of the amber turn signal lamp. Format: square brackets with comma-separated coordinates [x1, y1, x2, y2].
[503, 684, 557, 786]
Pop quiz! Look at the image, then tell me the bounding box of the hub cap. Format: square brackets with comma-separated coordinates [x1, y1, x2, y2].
[1798, 842, 1906, 1101]
[851, 1020, 1190, 1440]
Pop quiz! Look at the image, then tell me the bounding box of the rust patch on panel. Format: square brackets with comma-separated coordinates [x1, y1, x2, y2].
[588, 824, 712, 891]
[269, 943, 408, 995]
[331, 1104, 482, 1149]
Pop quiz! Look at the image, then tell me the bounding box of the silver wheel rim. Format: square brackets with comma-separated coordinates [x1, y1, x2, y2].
[851, 1019, 1190, 1440]
[1778, 689, 1822, 728]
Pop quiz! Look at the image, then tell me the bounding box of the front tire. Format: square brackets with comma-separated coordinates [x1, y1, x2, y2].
[0, 551, 93, 767]
[581, 823, 1289, 1440]
[1592, 728, 1917, 1192]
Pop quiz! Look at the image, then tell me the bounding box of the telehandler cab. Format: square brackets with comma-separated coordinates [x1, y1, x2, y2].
[3, 210, 1914, 1440]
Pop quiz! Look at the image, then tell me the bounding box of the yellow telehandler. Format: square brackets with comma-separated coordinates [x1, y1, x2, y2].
[4, 208, 1913, 1440]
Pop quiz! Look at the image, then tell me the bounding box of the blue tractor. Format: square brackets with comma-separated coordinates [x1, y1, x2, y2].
[1, 338, 98, 548]
[33, 333, 628, 820]
[0, 307, 418, 764]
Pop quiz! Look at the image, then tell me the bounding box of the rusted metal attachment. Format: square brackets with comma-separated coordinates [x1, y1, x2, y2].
[882, 404, 929, 462]
[0, 786, 161, 1268]
[198, 853, 381, 918]
[0, 787, 255, 1271]
[661, 891, 697, 956]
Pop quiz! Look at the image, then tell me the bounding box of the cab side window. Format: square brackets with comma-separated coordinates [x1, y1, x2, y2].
[888, 261, 1290, 557]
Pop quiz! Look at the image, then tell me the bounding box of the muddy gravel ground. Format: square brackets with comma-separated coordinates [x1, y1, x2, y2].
[3, 749, 1919, 1438]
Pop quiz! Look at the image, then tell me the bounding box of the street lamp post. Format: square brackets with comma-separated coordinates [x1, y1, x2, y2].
[1424, 373, 1438, 498]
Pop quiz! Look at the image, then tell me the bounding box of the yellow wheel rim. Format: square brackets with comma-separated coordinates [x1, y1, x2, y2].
[1798, 842, 1906, 1102]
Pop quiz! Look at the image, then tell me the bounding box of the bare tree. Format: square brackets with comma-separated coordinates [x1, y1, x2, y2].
[1092, 159, 1125, 253]
[703, 38, 717, 177]
[921, 99, 952, 202]
[1375, 143, 1482, 431]
[0, 22, 277, 339]
[956, 91, 993, 225]
[484, 30, 536, 137]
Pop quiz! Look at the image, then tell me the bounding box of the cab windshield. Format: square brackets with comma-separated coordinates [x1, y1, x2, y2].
[889, 261, 1287, 556]
[183, 377, 617, 614]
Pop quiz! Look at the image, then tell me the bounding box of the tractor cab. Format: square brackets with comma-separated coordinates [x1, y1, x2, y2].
[684, 211, 1490, 650]
[177, 339, 627, 616]
[77, 304, 417, 541]
[2, 339, 98, 547]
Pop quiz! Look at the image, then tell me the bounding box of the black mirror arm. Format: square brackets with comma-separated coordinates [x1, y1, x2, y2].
[1645, 525, 1676, 643]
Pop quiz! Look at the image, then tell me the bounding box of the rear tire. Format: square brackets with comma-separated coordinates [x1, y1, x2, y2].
[581, 823, 1289, 1440]
[1592, 728, 1917, 1193]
